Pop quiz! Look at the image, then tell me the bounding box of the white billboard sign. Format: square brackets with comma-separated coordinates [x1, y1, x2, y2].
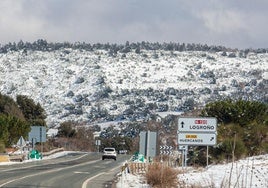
[178, 132, 217, 146]
[178, 117, 217, 133]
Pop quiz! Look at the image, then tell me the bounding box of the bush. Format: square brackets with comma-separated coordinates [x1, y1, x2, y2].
[0, 140, 5, 153]
[219, 138, 247, 160]
[211, 123, 248, 162]
[201, 99, 268, 160]
[145, 163, 179, 188]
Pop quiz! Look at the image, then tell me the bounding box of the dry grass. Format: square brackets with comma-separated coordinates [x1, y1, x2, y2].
[145, 162, 179, 188]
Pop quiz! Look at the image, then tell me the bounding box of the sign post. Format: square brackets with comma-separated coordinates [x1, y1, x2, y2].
[178, 117, 217, 133]
[95, 139, 101, 152]
[139, 131, 157, 162]
[28, 126, 46, 154]
[178, 132, 217, 146]
[178, 117, 217, 167]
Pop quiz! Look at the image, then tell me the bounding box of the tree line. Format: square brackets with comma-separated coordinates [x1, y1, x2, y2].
[1, 39, 267, 54]
[0, 93, 46, 152]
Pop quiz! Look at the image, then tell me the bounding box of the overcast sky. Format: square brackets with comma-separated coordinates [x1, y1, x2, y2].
[0, 0, 267, 49]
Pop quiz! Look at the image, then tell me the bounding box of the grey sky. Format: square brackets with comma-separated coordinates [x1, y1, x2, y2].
[0, 0, 267, 49]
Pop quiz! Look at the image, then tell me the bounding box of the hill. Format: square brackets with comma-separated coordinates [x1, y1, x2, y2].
[0, 42, 267, 127]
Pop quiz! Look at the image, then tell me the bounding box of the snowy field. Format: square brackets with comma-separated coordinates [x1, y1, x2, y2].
[116, 154, 268, 188]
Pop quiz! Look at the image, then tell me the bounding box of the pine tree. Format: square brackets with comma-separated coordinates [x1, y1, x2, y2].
[16, 95, 47, 126]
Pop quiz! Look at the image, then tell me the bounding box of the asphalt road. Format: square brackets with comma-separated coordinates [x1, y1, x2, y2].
[0, 152, 130, 188]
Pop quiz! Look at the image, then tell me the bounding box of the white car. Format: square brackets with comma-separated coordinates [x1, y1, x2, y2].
[102, 147, 117, 160]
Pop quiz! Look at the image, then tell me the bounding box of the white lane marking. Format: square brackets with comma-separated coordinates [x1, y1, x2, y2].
[0, 157, 98, 187]
[74, 171, 90, 174]
[82, 164, 121, 188]
[82, 172, 105, 188]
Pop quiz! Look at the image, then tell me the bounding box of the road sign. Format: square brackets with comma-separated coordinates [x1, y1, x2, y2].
[178, 117, 217, 133]
[139, 131, 157, 158]
[159, 145, 173, 155]
[16, 136, 26, 147]
[28, 126, 46, 143]
[160, 145, 173, 150]
[160, 150, 173, 155]
[178, 132, 217, 146]
[178, 145, 188, 151]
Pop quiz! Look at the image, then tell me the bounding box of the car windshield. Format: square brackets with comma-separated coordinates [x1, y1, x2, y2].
[104, 148, 115, 152]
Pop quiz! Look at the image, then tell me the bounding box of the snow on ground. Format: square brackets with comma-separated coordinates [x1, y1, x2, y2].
[0, 151, 78, 166]
[116, 173, 149, 188]
[1, 50, 267, 127]
[178, 154, 268, 188]
[116, 154, 268, 188]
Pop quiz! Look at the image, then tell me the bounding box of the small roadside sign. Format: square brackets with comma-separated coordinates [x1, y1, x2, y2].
[178, 117, 217, 133]
[178, 132, 217, 146]
[159, 145, 173, 155]
[178, 145, 188, 150]
[16, 136, 26, 147]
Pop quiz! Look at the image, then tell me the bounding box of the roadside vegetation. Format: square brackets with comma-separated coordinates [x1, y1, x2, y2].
[201, 99, 268, 164]
[54, 121, 138, 152]
[145, 162, 179, 188]
[0, 93, 46, 152]
[0, 90, 267, 166]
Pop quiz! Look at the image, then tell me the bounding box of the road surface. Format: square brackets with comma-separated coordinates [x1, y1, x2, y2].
[0, 152, 130, 188]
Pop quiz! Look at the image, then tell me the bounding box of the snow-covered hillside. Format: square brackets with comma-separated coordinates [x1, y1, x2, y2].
[0, 48, 267, 127]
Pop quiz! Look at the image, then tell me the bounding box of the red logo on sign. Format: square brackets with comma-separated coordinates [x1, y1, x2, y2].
[195, 120, 207, 124]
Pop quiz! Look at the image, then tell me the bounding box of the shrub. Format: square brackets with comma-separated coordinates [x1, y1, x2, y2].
[201, 99, 268, 160]
[211, 123, 247, 162]
[0, 140, 5, 153]
[145, 163, 179, 188]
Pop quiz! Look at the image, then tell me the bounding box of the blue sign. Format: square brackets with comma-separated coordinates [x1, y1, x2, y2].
[28, 126, 46, 143]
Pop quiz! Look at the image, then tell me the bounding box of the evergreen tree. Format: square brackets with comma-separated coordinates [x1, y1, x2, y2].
[201, 99, 268, 158]
[0, 114, 30, 146]
[201, 99, 267, 126]
[0, 114, 9, 146]
[57, 121, 76, 138]
[16, 95, 47, 126]
[0, 93, 25, 120]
